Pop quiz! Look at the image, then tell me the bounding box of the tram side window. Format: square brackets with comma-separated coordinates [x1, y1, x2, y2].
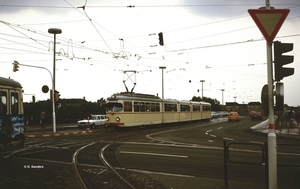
[180, 104, 190, 112]
[202, 105, 211, 111]
[0, 91, 7, 114]
[134, 102, 146, 112]
[134, 102, 140, 112]
[150, 103, 160, 112]
[140, 102, 146, 112]
[165, 103, 177, 112]
[193, 105, 200, 111]
[145, 103, 150, 112]
[133, 102, 160, 112]
[124, 101, 132, 112]
[155, 103, 160, 112]
[11, 92, 19, 114]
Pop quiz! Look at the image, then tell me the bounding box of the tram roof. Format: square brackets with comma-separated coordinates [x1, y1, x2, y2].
[108, 92, 162, 102]
[0, 77, 22, 88]
[108, 92, 211, 106]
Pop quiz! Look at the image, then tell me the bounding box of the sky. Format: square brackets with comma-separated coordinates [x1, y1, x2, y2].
[0, 0, 300, 106]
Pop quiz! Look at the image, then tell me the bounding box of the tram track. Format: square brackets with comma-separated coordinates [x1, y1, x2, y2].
[99, 144, 136, 189]
[72, 142, 96, 189]
[72, 142, 138, 189]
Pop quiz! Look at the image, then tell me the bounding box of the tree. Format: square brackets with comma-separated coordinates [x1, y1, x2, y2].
[191, 96, 221, 111]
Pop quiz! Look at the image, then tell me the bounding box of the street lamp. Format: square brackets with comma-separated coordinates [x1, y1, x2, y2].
[159, 66, 166, 99]
[48, 28, 62, 133]
[221, 89, 225, 105]
[200, 80, 205, 98]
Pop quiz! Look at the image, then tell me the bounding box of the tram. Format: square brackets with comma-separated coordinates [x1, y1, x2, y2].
[0, 77, 24, 148]
[105, 92, 211, 128]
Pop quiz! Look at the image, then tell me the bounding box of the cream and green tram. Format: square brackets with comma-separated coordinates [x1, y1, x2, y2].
[106, 92, 211, 128]
[106, 92, 163, 127]
[0, 77, 24, 148]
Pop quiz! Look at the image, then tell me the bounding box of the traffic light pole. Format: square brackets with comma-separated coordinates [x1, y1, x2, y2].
[12, 62, 57, 133]
[267, 41, 277, 189]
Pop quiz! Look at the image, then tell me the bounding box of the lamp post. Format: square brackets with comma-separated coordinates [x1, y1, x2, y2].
[221, 89, 225, 105]
[159, 66, 166, 99]
[48, 28, 62, 133]
[200, 80, 205, 98]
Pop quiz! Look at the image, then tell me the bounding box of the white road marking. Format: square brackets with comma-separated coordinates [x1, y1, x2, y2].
[205, 130, 212, 135]
[128, 168, 194, 178]
[119, 151, 188, 158]
[223, 137, 234, 141]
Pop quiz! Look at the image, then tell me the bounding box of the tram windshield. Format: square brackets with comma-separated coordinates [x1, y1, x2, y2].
[106, 102, 123, 112]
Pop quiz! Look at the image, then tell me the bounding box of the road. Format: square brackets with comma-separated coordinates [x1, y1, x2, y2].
[1, 116, 300, 189]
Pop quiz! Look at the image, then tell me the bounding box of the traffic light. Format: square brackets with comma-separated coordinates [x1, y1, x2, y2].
[50, 90, 60, 101]
[13, 60, 19, 72]
[275, 82, 284, 111]
[158, 32, 164, 46]
[273, 41, 294, 81]
[55, 91, 60, 102]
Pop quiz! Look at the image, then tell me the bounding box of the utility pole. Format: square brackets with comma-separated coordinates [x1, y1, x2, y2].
[48, 28, 62, 133]
[200, 80, 205, 98]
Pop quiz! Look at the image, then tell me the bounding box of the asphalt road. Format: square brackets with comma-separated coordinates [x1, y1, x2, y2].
[1, 116, 300, 189]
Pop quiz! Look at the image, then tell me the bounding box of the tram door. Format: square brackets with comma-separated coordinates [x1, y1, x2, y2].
[0, 89, 24, 148]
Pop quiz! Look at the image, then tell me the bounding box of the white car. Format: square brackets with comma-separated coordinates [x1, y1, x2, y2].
[77, 115, 107, 129]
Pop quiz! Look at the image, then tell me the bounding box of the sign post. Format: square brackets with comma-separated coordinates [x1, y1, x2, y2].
[248, 4, 290, 189]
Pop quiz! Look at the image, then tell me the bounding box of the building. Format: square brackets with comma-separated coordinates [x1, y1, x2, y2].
[225, 101, 264, 116]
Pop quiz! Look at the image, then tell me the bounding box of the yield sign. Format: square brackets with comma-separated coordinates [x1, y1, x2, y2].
[248, 9, 290, 44]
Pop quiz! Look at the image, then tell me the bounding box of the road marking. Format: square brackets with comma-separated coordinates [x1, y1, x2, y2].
[249, 141, 264, 144]
[119, 151, 188, 158]
[217, 127, 223, 130]
[223, 137, 234, 141]
[208, 140, 214, 143]
[128, 168, 194, 178]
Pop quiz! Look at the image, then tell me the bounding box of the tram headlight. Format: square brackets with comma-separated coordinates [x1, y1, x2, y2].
[116, 116, 121, 121]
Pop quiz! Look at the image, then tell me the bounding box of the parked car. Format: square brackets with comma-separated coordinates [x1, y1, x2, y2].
[251, 111, 262, 120]
[228, 112, 240, 122]
[77, 115, 107, 129]
[249, 111, 256, 117]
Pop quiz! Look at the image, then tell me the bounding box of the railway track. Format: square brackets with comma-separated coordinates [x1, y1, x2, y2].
[1, 134, 168, 189]
[72, 142, 138, 189]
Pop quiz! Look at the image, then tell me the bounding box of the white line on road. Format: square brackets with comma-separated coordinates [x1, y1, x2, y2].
[223, 137, 234, 141]
[128, 168, 194, 178]
[119, 151, 188, 158]
[205, 130, 212, 135]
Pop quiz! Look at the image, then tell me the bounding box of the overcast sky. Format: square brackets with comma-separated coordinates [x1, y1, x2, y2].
[0, 0, 299, 106]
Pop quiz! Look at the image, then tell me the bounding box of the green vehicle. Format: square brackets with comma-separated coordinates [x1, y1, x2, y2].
[0, 77, 24, 148]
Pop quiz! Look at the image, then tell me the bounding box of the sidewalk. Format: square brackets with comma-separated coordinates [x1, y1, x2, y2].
[250, 117, 300, 137]
[24, 124, 95, 138]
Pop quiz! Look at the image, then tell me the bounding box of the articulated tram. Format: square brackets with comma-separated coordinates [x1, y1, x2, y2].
[0, 77, 24, 148]
[105, 92, 211, 128]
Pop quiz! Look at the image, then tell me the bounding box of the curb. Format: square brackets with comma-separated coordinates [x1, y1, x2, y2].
[25, 129, 96, 138]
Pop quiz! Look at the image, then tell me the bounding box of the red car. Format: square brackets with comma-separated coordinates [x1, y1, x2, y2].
[251, 112, 262, 120]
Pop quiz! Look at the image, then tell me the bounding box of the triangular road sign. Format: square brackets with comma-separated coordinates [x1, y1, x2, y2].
[248, 9, 290, 44]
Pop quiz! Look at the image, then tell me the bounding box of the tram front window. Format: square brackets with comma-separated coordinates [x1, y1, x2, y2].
[0, 91, 7, 114]
[106, 103, 123, 112]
